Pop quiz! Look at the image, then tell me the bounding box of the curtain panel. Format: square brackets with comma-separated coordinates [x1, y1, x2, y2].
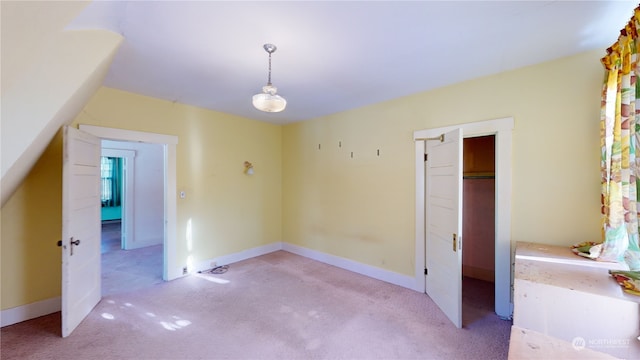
[101, 157, 122, 208]
[600, 7, 640, 270]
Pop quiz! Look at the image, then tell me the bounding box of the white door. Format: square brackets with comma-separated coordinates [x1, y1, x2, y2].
[61, 126, 102, 337]
[425, 128, 463, 328]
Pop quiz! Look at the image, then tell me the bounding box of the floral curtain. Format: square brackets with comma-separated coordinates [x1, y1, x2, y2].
[600, 7, 640, 270]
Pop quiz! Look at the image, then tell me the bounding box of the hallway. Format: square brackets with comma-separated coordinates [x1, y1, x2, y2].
[101, 221, 163, 296]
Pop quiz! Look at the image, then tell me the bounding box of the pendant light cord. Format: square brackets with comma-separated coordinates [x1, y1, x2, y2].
[267, 52, 272, 86]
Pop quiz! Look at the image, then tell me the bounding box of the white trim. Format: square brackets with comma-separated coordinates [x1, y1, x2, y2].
[79, 124, 179, 280]
[80, 124, 178, 145]
[1, 297, 61, 327]
[164, 143, 178, 280]
[101, 149, 135, 158]
[413, 117, 514, 141]
[195, 241, 417, 290]
[282, 243, 417, 290]
[414, 117, 514, 319]
[193, 242, 283, 273]
[3, 241, 421, 326]
[414, 139, 426, 293]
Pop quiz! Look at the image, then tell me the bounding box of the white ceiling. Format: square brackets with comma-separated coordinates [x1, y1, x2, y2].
[67, 1, 636, 124]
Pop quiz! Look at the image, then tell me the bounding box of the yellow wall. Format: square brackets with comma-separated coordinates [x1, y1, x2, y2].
[1, 132, 63, 308]
[1, 87, 282, 310]
[283, 49, 603, 276]
[1, 48, 604, 311]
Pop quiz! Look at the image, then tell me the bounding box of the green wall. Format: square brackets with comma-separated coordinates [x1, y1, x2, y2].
[101, 207, 121, 221]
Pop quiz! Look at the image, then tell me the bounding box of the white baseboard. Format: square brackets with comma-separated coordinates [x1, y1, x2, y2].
[2, 242, 417, 327]
[194, 242, 283, 273]
[1, 297, 61, 327]
[282, 243, 418, 291]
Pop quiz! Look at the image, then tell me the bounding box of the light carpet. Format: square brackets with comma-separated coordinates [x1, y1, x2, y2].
[1, 251, 511, 359]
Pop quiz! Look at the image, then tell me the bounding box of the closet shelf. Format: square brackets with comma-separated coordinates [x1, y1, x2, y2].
[463, 172, 495, 179]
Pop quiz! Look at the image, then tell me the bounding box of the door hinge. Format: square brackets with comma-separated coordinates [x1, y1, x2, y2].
[424, 153, 428, 162]
[424, 268, 428, 275]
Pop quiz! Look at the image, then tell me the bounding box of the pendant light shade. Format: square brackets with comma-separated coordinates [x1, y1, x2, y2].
[252, 85, 287, 113]
[253, 44, 286, 113]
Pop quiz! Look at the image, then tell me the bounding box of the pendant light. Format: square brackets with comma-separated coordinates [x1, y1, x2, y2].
[252, 43, 286, 112]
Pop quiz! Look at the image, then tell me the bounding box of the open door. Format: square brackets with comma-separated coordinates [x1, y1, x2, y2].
[425, 128, 463, 328]
[61, 126, 102, 337]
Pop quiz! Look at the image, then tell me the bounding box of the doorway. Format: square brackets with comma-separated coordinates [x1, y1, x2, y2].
[79, 124, 179, 281]
[461, 135, 496, 325]
[100, 155, 123, 254]
[100, 148, 134, 251]
[59, 125, 178, 337]
[99, 140, 165, 295]
[413, 117, 513, 322]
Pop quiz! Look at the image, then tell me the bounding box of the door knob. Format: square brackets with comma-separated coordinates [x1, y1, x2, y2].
[453, 233, 457, 252]
[58, 238, 81, 254]
[67, 237, 81, 256]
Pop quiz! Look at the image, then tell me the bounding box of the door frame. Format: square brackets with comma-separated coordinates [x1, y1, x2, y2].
[414, 117, 513, 319]
[79, 124, 180, 281]
[101, 148, 135, 249]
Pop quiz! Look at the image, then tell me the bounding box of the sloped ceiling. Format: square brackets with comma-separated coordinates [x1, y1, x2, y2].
[1, 2, 123, 207]
[67, 1, 636, 124]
